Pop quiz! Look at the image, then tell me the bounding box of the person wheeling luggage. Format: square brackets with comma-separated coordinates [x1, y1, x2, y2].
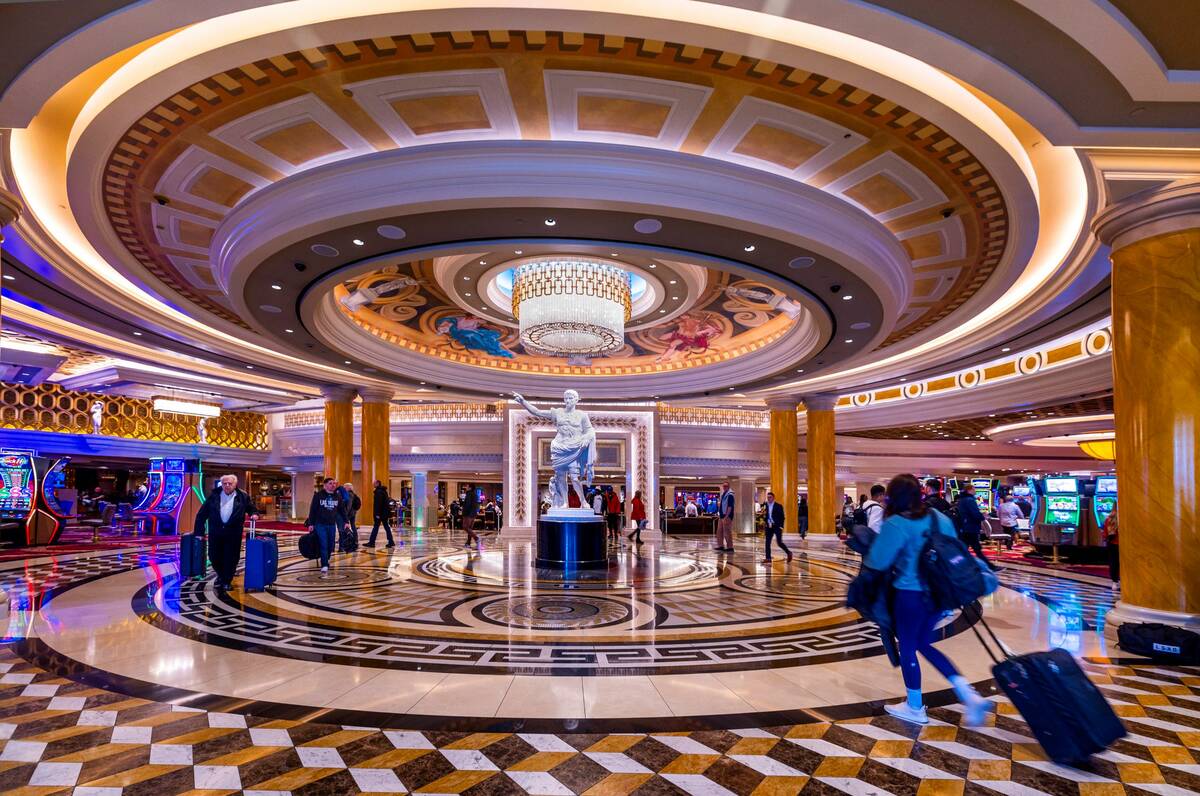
[956, 482, 998, 571]
[305, 477, 349, 578]
[194, 473, 259, 591]
[365, 480, 395, 548]
[340, 482, 361, 552]
[864, 474, 993, 726]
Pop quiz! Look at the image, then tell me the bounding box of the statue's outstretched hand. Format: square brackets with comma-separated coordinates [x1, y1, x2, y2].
[512, 392, 525, 403]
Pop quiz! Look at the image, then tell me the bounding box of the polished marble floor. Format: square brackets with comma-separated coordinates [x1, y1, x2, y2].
[0, 532, 1123, 730]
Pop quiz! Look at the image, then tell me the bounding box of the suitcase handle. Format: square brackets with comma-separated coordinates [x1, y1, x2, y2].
[964, 602, 1011, 665]
[248, 517, 256, 539]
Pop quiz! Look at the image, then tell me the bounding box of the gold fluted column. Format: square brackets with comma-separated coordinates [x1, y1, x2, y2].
[0, 188, 23, 333]
[803, 394, 838, 535]
[358, 387, 393, 501]
[320, 386, 356, 484]
[766, 397, 800, 535]
[1095, 179, 1200, 632]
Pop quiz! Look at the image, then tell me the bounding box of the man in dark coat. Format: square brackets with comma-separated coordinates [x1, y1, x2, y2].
[365, 480, 395, 548]
[957, 483, 997, 571]
[761, 491, 793, 564]
[194, 474, 258, 590]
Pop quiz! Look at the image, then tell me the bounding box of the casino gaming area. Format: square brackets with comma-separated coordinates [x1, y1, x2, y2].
[0, 2, 1199, 794]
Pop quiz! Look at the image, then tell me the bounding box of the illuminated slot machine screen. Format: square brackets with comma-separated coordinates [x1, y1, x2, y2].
[0, 454, 35, 520]
[1093, 476, 1117, 526]
[1043, 476, 1081, 528]
[134, 471, 162, 511]
[40, 458, 69, 516]
[971, 478, 995, 513]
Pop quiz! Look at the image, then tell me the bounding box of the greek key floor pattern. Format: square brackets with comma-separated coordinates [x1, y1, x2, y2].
[1, 643, 1198, 794]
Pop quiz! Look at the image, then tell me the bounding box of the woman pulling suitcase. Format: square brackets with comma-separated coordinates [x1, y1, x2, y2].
[863, 473, 994, 726]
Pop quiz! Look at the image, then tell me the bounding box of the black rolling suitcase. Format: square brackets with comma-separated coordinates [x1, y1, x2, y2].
[1117, 623, 1200, 664]
[971, 608, 1125, 763]
[178, 533, 207, 579]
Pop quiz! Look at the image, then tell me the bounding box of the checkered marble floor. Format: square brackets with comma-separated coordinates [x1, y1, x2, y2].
[2, 645, 1198, 794]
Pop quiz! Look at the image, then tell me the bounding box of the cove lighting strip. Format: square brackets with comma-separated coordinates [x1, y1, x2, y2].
[152, 398, 221, 418]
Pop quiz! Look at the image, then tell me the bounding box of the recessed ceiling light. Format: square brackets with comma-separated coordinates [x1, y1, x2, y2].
[377, 224, 406, 239]
[648, 263, 657, 269]
[743, 244, 756, 252]
[658, 309, 667, 313]
[903, 435, 908, 439]
[844, 338, 854, 343]
[419, 381, 426, 385]
[132, 331, 143, 336]
[514, 249, 523, 254]
[344, 360, 352, 364]
[464, 276, 471, 281]
[246, 365, 254, 369]
[352, 239, 365, 246]
[285, 328, 294, 333]
[544, 218, 556, 226]
[671, 296, 680, 301]
[899, 377, 906, 381]
[634, 218, 662, 234]
[842, 295, 854, 302]
[796, 369, 804, 373]
[2, 274, 14, 281]
[611, 253, 619, 257]
[479, 260, 487, 265]
[464, 292, 472, 297]
[271, 284, 283, 290]
[989, 413, 996, 417]
[1002, 347, 1011, 352]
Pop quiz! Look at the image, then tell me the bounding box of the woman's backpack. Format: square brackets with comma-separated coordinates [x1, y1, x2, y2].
[917, 513, 996, 610]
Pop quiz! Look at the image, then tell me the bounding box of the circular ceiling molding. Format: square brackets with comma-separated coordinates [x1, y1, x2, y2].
[984, 413, 1115, 446]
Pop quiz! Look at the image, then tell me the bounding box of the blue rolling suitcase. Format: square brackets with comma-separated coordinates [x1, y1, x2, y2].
[178, 533, 207, 579]
[243, 520, 278, 592]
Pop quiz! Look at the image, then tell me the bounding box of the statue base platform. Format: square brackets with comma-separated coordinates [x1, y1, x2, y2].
[536, 516, 607, 569]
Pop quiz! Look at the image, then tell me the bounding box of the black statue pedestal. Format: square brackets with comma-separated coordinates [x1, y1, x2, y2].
[536, 514, 608, 569]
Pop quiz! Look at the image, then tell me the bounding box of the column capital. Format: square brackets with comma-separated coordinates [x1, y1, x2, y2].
[801, 393, 839, 412]
[763, 395, 801, 411]
[319, 385, 357, 402]
[358, 386, 395, 404]
[1093, 178, 1200, 251]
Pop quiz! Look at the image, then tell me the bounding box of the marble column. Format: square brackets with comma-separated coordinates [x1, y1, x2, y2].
[1095, 179, 1200, 632]
[732, 477, 756, 535]
[804, 394, 838, 535]
[410, 471, 441, 530]
[358, 387, 392, 501]
[320, 386, 355, 484]
[766, 397, 800, 535]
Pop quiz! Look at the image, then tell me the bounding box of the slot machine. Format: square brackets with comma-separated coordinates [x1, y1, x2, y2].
[946, 478, 962, 501]
[1092, 476, 1117, 528]
[1033, 476, 1081, 559]
[0, 453, 66, 546]
[133, 457, 203, 535]
[971, 477, 997, 514]
[38, 457, 72, 543]
[1010, 484, 1036, 532]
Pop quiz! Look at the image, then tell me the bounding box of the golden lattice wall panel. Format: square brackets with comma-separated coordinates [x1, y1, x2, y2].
[0, 383, 269, 450]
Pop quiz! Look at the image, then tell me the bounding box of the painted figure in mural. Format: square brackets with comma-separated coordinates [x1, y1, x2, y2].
[655, 312, 723, 363]
[197, 417, 208, 445]
[340, 275, 420, 311]
[724, 285, 805, 320]
[90, 401, 104, 435]
[512, 390, 596, 511]
[436, 316, 515, 358]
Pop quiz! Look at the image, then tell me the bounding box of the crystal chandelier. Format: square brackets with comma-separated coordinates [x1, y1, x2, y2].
[512, 258, 632, 355]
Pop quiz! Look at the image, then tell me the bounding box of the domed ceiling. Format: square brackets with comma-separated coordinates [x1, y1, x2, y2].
[335, 254, 809, 377]
[100, 28, 1010, 351]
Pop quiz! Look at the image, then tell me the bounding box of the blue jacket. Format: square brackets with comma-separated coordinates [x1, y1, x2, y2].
[956, 493, 984, 534]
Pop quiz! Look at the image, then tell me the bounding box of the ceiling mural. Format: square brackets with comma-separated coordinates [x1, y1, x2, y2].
[334, 260, 802, 376]
[99, 29, 1009, 347]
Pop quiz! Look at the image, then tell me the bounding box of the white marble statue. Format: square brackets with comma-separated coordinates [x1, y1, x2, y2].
[512, 390, 596, 514]
[197, 417, 208, 445]
[90, 401, 104, 435]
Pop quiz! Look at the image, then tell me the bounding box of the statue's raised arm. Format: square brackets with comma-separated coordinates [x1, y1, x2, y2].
[512, 392, 555, 420]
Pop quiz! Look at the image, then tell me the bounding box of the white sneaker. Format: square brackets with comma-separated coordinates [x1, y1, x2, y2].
[884, 701, 928, 724]
[963, 697, 995, 728]
[320, 566, 329, 579]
